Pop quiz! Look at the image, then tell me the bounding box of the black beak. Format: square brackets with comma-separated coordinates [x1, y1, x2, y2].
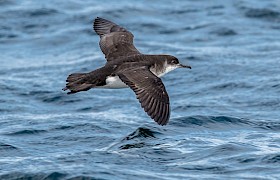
[179, 64, 191, 69]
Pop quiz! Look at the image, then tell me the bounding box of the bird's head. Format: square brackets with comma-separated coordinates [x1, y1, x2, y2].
[165, 55, 191, 69]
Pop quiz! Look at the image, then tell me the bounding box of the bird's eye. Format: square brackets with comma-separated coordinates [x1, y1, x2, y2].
[171, 60, 177, 64]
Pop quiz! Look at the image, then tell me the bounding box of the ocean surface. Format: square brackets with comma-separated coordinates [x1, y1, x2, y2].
[1, 0, 280, 179]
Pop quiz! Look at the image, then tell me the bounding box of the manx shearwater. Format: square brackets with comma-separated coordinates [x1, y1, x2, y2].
[63, 17, 191, 125]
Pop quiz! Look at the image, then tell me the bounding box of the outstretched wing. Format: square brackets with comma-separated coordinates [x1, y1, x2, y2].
[117, 66, 170, 125]
[93, 17, 141, 61]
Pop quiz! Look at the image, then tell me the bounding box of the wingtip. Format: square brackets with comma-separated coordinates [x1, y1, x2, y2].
[93, 17, 104, 30]
[154, 115, 169, 126]
[93, 17, 101, 26]
[94, 17, 106, 22]
[95, 17, 101, 21]
[157, 119, 169, 126]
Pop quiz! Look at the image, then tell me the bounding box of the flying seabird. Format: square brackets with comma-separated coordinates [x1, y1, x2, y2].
[63, 17, 191, 125]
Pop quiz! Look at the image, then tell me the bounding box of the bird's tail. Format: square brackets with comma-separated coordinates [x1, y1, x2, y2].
[62, 73, 93, 94]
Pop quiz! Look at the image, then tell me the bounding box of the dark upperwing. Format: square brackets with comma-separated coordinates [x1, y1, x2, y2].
[93, 17, 141, 61]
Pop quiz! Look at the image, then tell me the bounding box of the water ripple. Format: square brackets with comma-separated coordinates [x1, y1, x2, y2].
[0, 0, 280, 179]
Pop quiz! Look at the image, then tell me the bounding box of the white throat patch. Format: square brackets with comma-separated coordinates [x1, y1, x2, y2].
[164, 64, 179, 75]
[150, 62, 179, 77]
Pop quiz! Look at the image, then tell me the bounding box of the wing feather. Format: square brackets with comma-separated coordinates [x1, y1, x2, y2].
[93, 17, 141, 61]
[118, 66, 170, 125]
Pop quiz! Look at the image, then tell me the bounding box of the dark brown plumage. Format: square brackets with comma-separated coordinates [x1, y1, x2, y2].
[118, 66, 170, 125]
[63, 17, 191, 125]
[94, 17, 141, 61]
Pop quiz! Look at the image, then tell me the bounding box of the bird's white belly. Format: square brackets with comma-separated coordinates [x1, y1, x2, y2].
[101, 76, 128, 89]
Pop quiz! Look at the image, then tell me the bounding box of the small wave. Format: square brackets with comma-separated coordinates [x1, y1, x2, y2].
[28, 8, 59, 17]
[0, 0, 14, 6]
[231, 153, 280, 165]
[207, 5, 225, 10]
[209, 143, 256, 157]
[235, 2, 280, 22]
[23, 24, 49, 30]
[171, 116, 247, 127]
[213, 144, 246, 152]
[43, 172, 67, 180]
[236, 157, 258, 164]
[253, 121, 280, 131]
[179, 165, 227, 173]
[67, 175, 104, 180]
[210, 27, 237, 36]
[53, 125, 75, 130]
[50, 123, 110, 135]
[0, 142, 18, 150]
[110, 126, 163, 150]
[210, 82, 254, 90]
[5, 129, 47, 136]
[169, 8, 200, 15]
[36, 93, 82, 104]
[140, 23, 162, 29]
[271, 25, 280, 30]
[0, 83, 17, 92]
[120, 142, 146, 150]
[0, 33, 18, 40]
[18, 90, 53, 97]
[42, 94, 64, 103]
[0, 172, 67, 180]
[244, 8, 280, 21]
[183, 23, 211, 31]
[170, 116, 280, 131]
[76, 107, 96, 112]
[262, 154, 280, 164]
[123, 127, 161, 140]
[159, 29, 181, 35]
[158, 23, 211, 34]
[0, 173, 105, 180]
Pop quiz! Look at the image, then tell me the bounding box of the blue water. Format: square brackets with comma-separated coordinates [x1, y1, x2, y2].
[1, 0, 280, 179]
